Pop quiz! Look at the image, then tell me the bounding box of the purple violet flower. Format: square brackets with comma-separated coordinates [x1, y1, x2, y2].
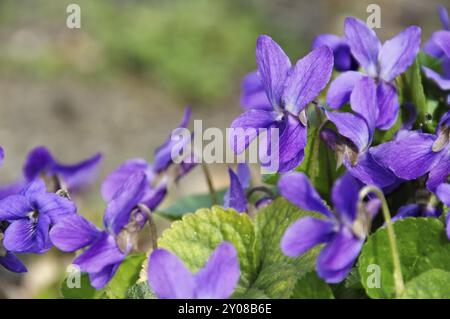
[0, 148, 27, 273]
[0, 250, 27, 273]
[50, 171, 148, 289]
[373, 111, 450, 193]
[423, 29, 450, 105]
[323, 76, 399, 189]
[392, 203, 441, 222]
[230, 35, 333, 172]
[0, 224, 27, 273]
[101, 107, 196, 210]
[437, 183, 450, 206]
[279, 172, 380, 283]
[424, 5, 449, 58]
[223, 163, 251, 212]
[148, 241, 240, 299]
[24, 146, 102, 193]
[0, 178, 76, 254]
[312, 33, 359, 72]
[327, 17, 421, 129]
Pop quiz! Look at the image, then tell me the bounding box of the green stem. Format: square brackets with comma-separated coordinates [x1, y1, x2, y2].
[359, 185, 405, 297]
[246, 186, 275, 199]
[201, 163, 217, 205]
[54, 174, 72, 200]
[138, 204, 158, 251]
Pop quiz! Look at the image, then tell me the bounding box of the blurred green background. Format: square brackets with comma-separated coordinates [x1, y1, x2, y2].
[0, 0, 446, 298]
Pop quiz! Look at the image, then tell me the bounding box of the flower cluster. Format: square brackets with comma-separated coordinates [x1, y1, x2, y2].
[0, 108, 197, 289]
[1, 6, 449, 299]
[232, 8, 449, 285]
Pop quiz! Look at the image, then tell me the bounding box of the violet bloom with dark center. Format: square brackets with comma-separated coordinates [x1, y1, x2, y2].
[101, 107, 196, 210]
[230, 35, 333, 172]
[24, 146, 102, 193]
[279, 172, 380, 283]
[0, 179, 76, 254]
[373, 111, 450, 193]
[50, 171, 148, 289]
[223, 163, 251, 212]
[312, 33, 359, 72]
[323, 76, 399, 189]
[327, 17, 421, 130]
[423, 29, 450, 105]
[148, 242, 240, 299]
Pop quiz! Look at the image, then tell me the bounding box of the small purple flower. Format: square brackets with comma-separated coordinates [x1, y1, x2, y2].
[0, 179, 76, 254]
[230, 35, 333, 172]
[423, 29, 450, 105]
[439, 5, 450, 30]
[24, 146, 102, 193]
[0, 251, 27, 273]
[101, 107, 196, 210]
[392, 203, 441, 222]
[223, 163, 251, 212]
[0, 148, 27, 273]
[50, 171, 148, 289]
[1, 225, 27, 274]
[424, 5, 449, 58]
[279, 172, 380, 283]
[0, 224, 27, 273]
[437, 183, 450, 206]
[373, 111, 450, 193]
[148, 241, 240, 299]
[327, 17, 421, 129]
[323, 77, 399, 189]
[312, 33, 359, 72]
[152, 107, 194, 173]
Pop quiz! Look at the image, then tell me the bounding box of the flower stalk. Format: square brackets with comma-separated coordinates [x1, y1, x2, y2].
[138, 204, 158, 251]
[201, 163, 217, 205]
[359, 185, 405, 297]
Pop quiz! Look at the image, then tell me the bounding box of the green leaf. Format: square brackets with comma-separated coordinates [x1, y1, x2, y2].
[358, 218, 450, 299]
[105, 253, 147, 298]
[399, 58, 429, 131]
[126, 282, 156, 299]
[155, 189, 226, 220]
[237, 198, 322, 298]
[60, 273, 106, 299]
[237, 264, 298, 298]
[419, 52, 442, 73]
[254, 198, 319, 274]
[291, 271, 334, 299]
[158, 206, 258, 291]
[156, 199, 320, 299]
[295, 122, 338, 198]
[400, 269, 450, 299]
